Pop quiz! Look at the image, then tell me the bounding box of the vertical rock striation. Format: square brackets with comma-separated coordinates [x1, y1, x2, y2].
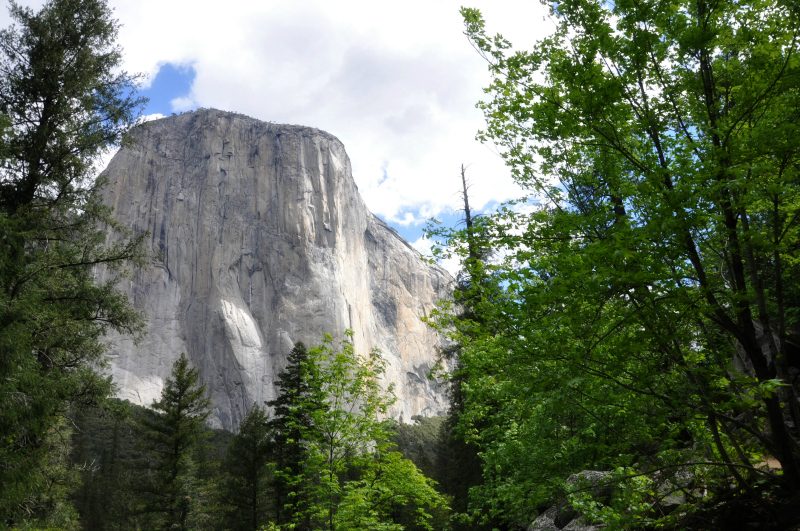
[99, 109, 452, 430]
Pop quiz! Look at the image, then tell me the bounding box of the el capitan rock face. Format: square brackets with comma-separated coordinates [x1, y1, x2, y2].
[99, 109, 452, 430]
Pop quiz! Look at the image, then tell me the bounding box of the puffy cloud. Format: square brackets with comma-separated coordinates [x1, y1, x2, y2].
[3, 0, 553, 238]
[108, 0, 551, 225]
[139, 113, 165, 123]
[411, 236, 461, 277]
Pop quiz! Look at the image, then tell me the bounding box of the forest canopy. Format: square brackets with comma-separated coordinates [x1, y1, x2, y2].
[423, 0, 800, 528]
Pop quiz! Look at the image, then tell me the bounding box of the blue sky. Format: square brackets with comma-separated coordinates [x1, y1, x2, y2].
[139, 64, 195, 116]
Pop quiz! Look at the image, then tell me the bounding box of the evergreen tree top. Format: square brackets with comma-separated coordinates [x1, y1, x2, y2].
[138, 353, 211, 452]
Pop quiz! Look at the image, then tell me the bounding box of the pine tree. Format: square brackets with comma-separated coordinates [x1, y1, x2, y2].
[135, 354, 211, 531]
[0, 0, 146, 522]
[219, 404, 274, 531]
[426, 166, 502, 530]
[11, 417, 82, 530]
[266, 341, 327, 529]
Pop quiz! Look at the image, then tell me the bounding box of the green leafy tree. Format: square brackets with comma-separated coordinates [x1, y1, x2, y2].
[135, 353, 212, 531]
[219, 404, 274, 531]
[0, 0, 145, 523]
[428, 1, 800, 527]
[299, 332, 447, 531]
[333, 450, 446, 531]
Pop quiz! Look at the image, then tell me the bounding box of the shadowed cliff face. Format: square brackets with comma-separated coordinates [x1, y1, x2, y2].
[98, 109, 452, 430]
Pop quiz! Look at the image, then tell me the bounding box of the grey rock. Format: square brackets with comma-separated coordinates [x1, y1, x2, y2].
[98, 109, 452, 430]
[527, 471, 613, 531]
[528, 506, 606, 531]
[566, 470, 613, 505]
[562, 519, 605, 531]
[658, 491, 685, 512]
[566, 470, 611, 488]
[654, 466, 693, 513]
[528, 506, 559, 531]
[527, 506, 605, 531]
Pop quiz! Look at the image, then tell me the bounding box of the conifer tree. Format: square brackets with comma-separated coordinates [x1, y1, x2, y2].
[135, 354, 211, 531]
[426, 166, 501, 530]
[219, 404, 274, 531]
[262, 334, 448, 531]
[266, 341, 327, 529]
[0, 0, 145, 522]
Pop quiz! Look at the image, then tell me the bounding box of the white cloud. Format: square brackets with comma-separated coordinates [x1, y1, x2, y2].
[170, 97, 194, 113]
[96, 147, 119, 178]
[139, 113, 165, 123]
[7, 0, 554, 225]
[411, 236, 461, 277]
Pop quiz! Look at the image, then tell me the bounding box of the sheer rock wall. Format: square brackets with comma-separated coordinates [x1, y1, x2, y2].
[99, 109, 451, 430]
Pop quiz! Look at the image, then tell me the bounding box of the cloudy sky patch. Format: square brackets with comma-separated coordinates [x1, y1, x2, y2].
[2, 0, 553, 269]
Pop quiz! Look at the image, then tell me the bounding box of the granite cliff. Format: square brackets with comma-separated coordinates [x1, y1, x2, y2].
[98, 109, 452, 430]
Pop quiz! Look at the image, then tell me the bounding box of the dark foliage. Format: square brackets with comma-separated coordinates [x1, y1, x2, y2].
[0, 0, 146, 524]
[218, 404, 274, 531]
[133, 353, 213, 530]
[71, 399, 232, 530]
[391, 415, 444, 479]
[266, 341, 328, 530]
